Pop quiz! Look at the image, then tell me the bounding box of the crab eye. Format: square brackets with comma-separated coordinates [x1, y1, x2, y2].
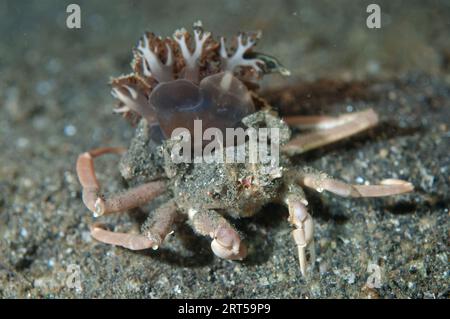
[149, 72, 255, 139]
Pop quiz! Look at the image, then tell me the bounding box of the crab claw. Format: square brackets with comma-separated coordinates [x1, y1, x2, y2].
[289, 200, 315, 276]
[211, 226, 247, 260]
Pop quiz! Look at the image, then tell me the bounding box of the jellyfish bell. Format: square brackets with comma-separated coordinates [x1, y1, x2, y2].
[150, 72, 255, 141]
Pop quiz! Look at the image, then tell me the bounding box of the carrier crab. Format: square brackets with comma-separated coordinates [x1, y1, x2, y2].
[76, 22, 413, 276]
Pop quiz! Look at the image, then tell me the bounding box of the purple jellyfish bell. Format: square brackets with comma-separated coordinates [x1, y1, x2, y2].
[150, 72, 255, 139]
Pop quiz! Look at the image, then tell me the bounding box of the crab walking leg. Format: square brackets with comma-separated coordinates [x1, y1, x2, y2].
[76, 147, 167, 216]
[284, 196, 315, 276]
[140, 200, 179, 250]
[282, 109, 379, 155]
[299, 173, 414, 197]
[283, 109, 377, 130]
[90, 223, 156, 250]
[189, 210, 247, 260]
[90, 200, 179, 250]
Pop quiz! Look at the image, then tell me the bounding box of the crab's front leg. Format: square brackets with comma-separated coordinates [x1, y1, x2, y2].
[76, 147, 173, 250]
[283, 186, 315, 276]
[76, 147, 167, 217]
[90, 200, 179, 250]
[90, 224, 156, 250]
[189, 210, 247, 260]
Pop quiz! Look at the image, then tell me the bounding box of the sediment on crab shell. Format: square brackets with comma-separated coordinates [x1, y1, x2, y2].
[166, 120, 280, 165]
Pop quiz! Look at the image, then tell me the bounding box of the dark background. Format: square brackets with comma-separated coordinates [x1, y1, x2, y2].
[0, 0, 448, 298]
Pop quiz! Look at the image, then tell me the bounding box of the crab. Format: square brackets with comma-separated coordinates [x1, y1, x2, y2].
[76, 22, 414, 276]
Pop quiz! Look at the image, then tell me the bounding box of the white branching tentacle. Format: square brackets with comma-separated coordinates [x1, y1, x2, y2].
[220, 35, 264, 74]
[165, 43, 173, 66]
[174, 30, 210, 83]
[137, 36, 174, 83]
[111, 84, 156, 124]
[112, 105, 131, 114]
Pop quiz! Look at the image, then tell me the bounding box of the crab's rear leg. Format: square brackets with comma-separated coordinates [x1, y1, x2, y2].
[282, 108, 379, 155]
[189, 210, 247, 260]
[76, 147, 167, 217]
[298, 171, 414, 197]
[90, 200, 178, 250]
